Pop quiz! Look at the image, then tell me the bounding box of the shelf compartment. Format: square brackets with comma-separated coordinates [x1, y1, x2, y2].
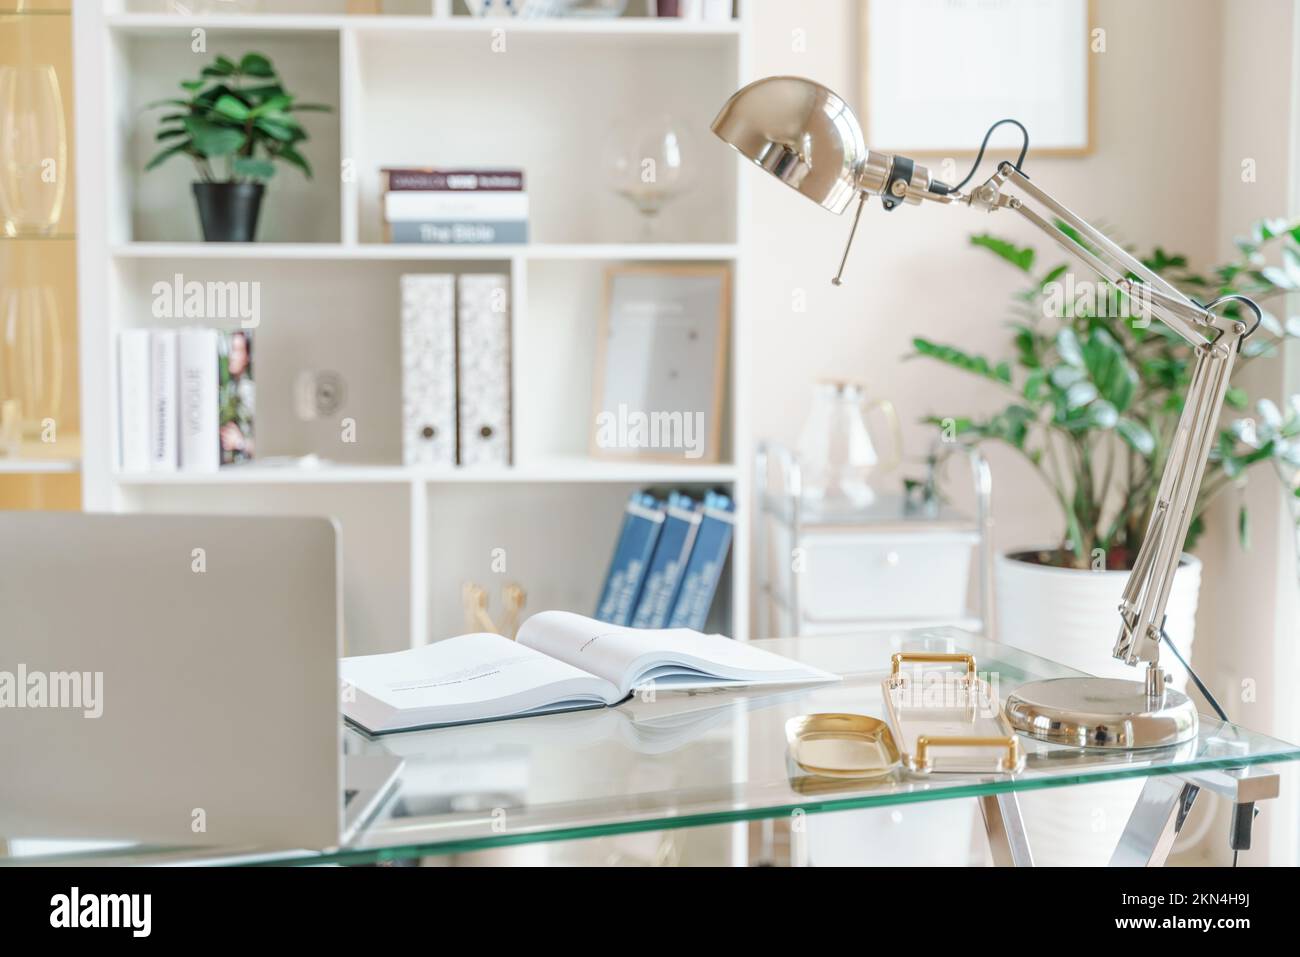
[518, 257, 734, 466]
[349, 26, 738, 246]
[422, 479, 734, 644]
[115, 26, 342, 244]
[112, 257, 515, 464]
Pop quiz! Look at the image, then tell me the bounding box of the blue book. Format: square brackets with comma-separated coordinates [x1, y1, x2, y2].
[595, 492, 666, 626]
[630, 492, 703, 630]
[667, 491, 735, 631]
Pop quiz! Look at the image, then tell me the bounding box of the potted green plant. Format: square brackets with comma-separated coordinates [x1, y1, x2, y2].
[145, 52, 330, 242]
[912, 219, 1300, 678]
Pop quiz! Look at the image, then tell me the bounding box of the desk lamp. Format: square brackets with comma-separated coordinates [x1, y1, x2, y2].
[714, 76, 1262, 750]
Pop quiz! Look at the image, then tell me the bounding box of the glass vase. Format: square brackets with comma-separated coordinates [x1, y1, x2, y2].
[0, 64, 68, 238]
[0, 284, 63, 441]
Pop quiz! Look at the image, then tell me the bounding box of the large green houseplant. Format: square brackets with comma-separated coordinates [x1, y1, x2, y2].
[912, 218, 1300, 572]
[912, 219, 1300, 869]
[146, 52, 330, 242]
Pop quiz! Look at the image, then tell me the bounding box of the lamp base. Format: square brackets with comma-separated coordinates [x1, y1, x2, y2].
[1004, 677, 1198, 750]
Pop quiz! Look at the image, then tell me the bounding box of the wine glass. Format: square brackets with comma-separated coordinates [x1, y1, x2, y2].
[604, 116, 695, 240]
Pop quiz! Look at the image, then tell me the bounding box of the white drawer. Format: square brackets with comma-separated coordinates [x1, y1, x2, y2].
[772, 529, 976, 623]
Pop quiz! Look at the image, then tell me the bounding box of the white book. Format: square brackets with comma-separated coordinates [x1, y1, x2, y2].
[384, 190, 529, 223]
[117, 329, 152, 473]
[149, 329, 178, 472]
[340, 610, 839, 734]
[178, 328, 219, 472]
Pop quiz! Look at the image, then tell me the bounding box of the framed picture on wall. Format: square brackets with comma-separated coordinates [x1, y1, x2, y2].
[591, 265, 730, 464]
[862, 0, 1092, 157]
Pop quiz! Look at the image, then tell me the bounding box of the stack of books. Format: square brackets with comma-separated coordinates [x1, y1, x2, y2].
[382, 168, 528, 245]
[595, 489, 735, 631]
[116, 328, 254, 473]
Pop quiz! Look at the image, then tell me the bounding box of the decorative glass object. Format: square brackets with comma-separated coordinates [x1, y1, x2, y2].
[603, 115, 695, 239]
[0, 64, 68, 237]
[796, 381, 901, 510]
[0, 283, 63, 442]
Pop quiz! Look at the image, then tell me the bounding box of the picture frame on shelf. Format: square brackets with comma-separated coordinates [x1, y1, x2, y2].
[590, 264, 729, 465]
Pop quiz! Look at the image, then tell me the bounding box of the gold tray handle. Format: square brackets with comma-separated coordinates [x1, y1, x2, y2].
[913, 735, 1021, 772]
[890, 652, 976, 677]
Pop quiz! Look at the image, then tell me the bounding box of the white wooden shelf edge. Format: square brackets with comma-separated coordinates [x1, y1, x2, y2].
[113, 461, 738, 485]
[112, 242, 740, 262]
[0, 459, 81, 475]
[105, 13, 742, 38]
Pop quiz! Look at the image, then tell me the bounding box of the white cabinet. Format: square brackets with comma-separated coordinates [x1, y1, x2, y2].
[756, 442, 993, 638]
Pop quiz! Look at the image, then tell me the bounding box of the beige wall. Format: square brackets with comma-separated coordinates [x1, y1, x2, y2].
[1193, 0, 1299, 867]
[747, 0, 1298, 863]
[749, 0, 1223, 556]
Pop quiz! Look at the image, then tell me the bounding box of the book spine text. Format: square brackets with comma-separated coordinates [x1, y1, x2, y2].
[148, 329, 178, 472]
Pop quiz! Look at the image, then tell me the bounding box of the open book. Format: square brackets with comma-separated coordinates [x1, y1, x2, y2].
[341, 611, 838, 734]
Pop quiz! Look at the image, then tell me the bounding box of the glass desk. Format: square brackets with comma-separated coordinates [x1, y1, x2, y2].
[4, 629, 1298, 866]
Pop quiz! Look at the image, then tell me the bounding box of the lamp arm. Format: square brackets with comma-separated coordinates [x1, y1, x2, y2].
[921, 161, 1256, 686]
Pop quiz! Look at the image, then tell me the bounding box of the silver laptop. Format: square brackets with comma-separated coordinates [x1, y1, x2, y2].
[0, 512, 400, 851]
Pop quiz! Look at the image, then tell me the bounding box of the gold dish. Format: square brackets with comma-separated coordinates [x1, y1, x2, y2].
[785, 713, 901, 779]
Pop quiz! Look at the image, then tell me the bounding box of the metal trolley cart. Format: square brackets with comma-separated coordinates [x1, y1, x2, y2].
[754, 441, 995, 639]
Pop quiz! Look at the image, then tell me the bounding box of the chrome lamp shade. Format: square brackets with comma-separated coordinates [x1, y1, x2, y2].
[710, 76, 866, 215]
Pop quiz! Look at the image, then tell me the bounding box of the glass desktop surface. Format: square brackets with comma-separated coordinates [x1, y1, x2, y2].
[4, 629, 1298, 866]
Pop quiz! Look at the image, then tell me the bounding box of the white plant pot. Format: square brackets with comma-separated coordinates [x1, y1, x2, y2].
[994, 548, 1203, 866]
[996, 549, 1202, 685]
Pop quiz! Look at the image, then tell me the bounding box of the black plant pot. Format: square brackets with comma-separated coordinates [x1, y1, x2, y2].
[193, 182, 265, 242]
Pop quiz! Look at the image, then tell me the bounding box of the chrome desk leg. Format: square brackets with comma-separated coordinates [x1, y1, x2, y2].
[1110, 776, 1199, 867]
[979, 793, 1034, 867]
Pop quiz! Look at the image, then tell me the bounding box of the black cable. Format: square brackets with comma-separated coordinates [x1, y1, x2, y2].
[1160, 626, 1229, 722]
[1162, 625, 1254, 863]
[931, 118, 1031, 195]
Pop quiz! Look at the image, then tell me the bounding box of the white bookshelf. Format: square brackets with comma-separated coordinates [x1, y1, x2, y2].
[73, 1, 754, 657]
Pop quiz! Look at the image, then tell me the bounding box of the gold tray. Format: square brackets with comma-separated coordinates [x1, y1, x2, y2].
[785, 713, 901, 779]
[882, 652, 1025, 775]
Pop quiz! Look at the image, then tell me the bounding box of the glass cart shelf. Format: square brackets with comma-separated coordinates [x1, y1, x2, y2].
[4, 629, 1297, 866]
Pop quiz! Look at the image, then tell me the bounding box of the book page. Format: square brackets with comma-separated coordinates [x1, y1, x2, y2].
[517, 611, 837, 697]
[341, 633, 619, 726]
[517, 612, 679, 686]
